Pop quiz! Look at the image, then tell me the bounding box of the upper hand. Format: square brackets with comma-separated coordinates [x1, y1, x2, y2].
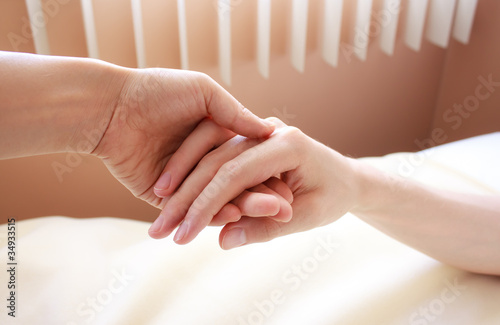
[92, 68, 274, 209]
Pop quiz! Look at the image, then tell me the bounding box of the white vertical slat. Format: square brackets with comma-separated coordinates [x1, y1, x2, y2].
[25, 0, 50, 55]
[257, 0, 271, 79]
[321, 0, 343, 67]
[290, 0, 309, 73]
[177, 0, 189, 70]
[353, 0, 373, 61]
[404, 0, 429, 51]
[379, 0, 401, 56]
[426, 0, 457, 48]
[453, 0, 478, 44]
[218, 0, 231, 85]
[131, 0, 146, 68]
[80, 0, 99, 59]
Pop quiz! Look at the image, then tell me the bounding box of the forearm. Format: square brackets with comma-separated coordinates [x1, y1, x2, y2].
[351, 160, 500, 275]
[0, 51, 128, 159]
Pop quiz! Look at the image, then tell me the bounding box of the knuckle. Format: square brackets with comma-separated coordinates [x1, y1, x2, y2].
[220, 159, 243, 181]
[282, 126, 303, 138]
[278, 126, 304, 147]
[230, 102, 250, 126]
[239, 105, 251, 117]
[194, 72, 216, 96]
[266, 117, 287, 127]
[196, 71, 212, 84]
[275, 126, 307, 158]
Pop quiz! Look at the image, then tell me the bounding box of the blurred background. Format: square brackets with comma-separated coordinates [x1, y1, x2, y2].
[0, 0, 499, 222]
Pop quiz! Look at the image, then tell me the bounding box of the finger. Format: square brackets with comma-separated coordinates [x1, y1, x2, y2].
[219, 218, 283, 250]
[209, 190, 280, 226]
[174, 127, 304, 245]
[152, 135, 263, 240]
[199, 75, 275, 138]
[232, 189, 279, 216]
[264, 116, 288, 128]
[154, 118, 234, 198]
[242, 183, 292, 222]
[209, 203, 242, 226]
[262, 177, 294, 204]
[154, 116, 285, 198]
[219, 195, 313, 249]
[210, 181, 292, 226]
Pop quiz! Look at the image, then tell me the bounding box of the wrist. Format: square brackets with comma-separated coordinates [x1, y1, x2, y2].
[0, 52, 130, 158]
[67, 58, 130, 155]
[349, 158, 394, 216]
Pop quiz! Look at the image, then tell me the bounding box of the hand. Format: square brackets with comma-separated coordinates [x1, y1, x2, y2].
[151, 118, 363, 249]
[92, 68, 275, 210]
[148, 117, 295, 239]
[0, 51, 277, 221]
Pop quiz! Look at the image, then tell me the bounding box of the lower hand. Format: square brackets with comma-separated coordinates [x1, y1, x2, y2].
[151, 118, 363, 249]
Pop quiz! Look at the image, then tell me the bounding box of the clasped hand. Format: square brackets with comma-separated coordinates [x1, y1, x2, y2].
[148, 118, 362, 250]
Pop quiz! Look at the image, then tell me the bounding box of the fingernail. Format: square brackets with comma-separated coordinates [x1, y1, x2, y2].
[154, 172, 171, 195]
[222, 228, 247, 250]
[174, 220, 189, 243]
[149, 214, 164, 233]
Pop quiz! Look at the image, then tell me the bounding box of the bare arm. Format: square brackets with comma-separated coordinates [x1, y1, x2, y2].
[0, 51, 124, 158]
[154, 118, 500, 275]
[353, 165, 500, 275]
[0, 51, 276, 213]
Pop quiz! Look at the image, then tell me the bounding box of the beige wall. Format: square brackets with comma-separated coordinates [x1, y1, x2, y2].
[0, 0, 498, 222]
[431, 0, 500, 144]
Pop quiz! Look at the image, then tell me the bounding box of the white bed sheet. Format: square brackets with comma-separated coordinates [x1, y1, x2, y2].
[1, 132, 499, 325]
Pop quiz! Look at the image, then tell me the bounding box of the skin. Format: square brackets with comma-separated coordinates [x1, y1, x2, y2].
[3, 51, 499, 276]
[0, 51, 283, 220]
[155, 118, 500, 276]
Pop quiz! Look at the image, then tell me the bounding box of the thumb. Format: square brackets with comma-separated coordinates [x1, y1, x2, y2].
[219, 217, 287, 250]
[200, 74, 274, 138]
[219, 196, 316, 249]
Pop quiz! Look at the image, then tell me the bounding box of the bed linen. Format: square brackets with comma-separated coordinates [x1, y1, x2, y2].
[1, 132, 499, 325]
